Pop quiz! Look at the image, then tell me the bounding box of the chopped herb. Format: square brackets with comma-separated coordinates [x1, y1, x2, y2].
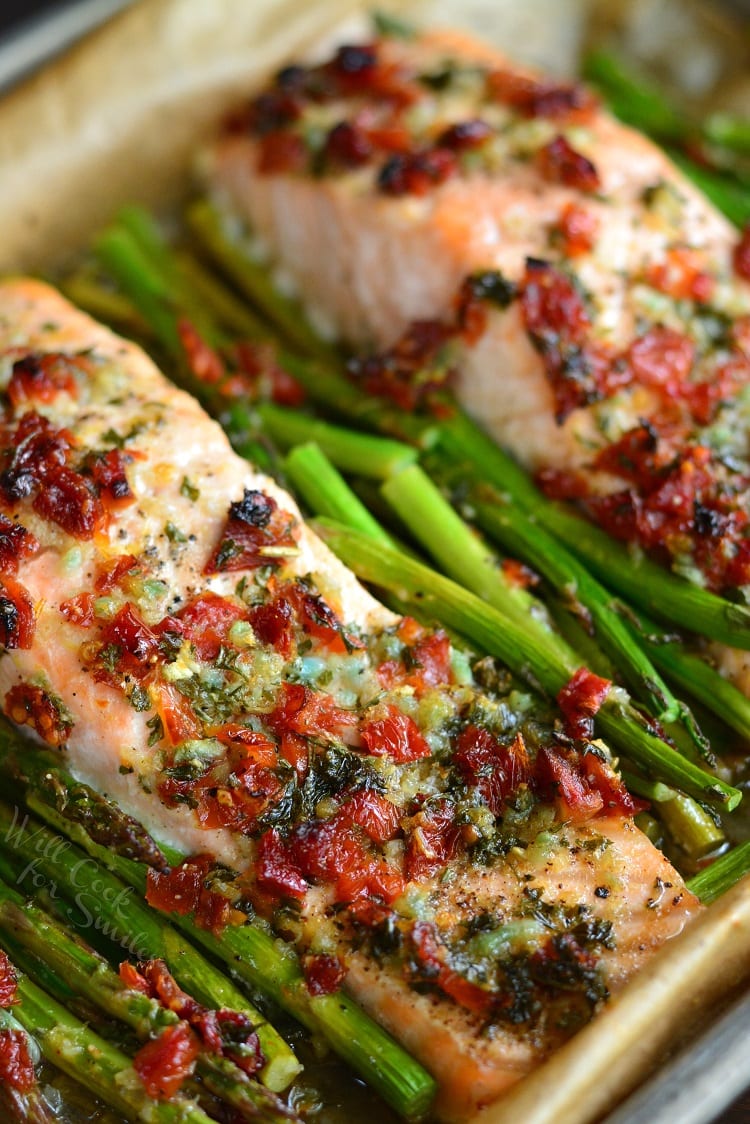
[146, 713, 165, 747]
[181, 476, 200, 502]
[129, 684, 151, 712]
[372, 10, 415, 39]
[214, 539, 243, 570]
[165, 521, 187, 543]
[99, 643, 122, 674]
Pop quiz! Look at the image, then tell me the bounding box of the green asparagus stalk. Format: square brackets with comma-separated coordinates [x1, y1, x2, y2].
[313, 518, 741, 809]
[686, 841, 750, 904]
[0, 735, 437, 1122]
[0, 800, 298, 1094]
[9, 971, 213, 1124]
[257, 401, 418, 478]
[0, 880, 297, 1124]
[186, 199, 340, 365]
[284, 443, 398, 546]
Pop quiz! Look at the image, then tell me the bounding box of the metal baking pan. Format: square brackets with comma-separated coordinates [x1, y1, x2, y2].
[0, 3, 747, 1123]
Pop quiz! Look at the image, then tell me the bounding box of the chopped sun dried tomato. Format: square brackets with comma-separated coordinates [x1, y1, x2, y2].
[102, 603, 160, 667]
[151, 680, 201, 747]
[34, 464, 104, 540]
[133, 1021, 200, 1100]
[437, 119, 493, 151]
[0, 1028, 35, 1093]
[0, 576, 35, 649]
[535, 744, 604, 822]
[204, 489, 298, 574]
[7, 352, 79, 408]
[177, 592, 247, 661]
[257, 131, 308, 174]
[0, 949, 18, 1006]
[59, 593, 95, 628]
[377, 147, 457, 196]
[646, 248, 714, 304]
[255, 827, 308, 900]
[536, 135, 600, 193]
[96, 553, 139, 593]
[323, 120, 373, 169]
[250, 592, 296, 658]
[146, 854, 235, 933]
[86, 448, 133, 510]
[348, 318, 455, 411]
[177, 318, 226, 386]
[5, 682, 71, 746]
[303, 953, 346, 996]
[487, 70, 597, 122]
[454, 728, 530, 815]
[557, 667, 611, 740]
[0, 514, 38, 575]
[119, 961, 151, 995]
[361, 705, 432, 763]
[404, 798, 461, 881]
[520, 258, 613, 422]
[582, 751, 644, 816]
[556, 202, 598, 257]
[410, 921, 494, 1016]
[339, 789, 402, 844]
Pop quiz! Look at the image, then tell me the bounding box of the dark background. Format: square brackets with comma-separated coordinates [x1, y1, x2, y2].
[0, 2, 747, 1123]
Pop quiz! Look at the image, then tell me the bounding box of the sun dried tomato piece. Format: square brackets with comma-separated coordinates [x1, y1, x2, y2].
[102, 603, 160, 664]
[86, 448, 133, 510]
[556, 202, 598, 257]
[733, 224, 750, 281]
[0, 410, 70, 505]
[0, 514, 38, 575]
[96, 553, 139, 593]
[520, 258, 599, 421]
[404, 798, 461, 881]
[627, 325, 695, 394]
[290, 582, 363, 654]
[557, 667, 611, 740]
[339, 790, 402, 844]
[537, 135, 600, 192]
[134, 1021, 200, 1100]
[535, 744, 604, 821]
[361, 706, 431, 763]
[257, 131, 308, 174]
[119, 961, 151, 995]
[33, 464, 104, 539]
[323, 120, 373, 168]
[205, 489, 298, 574]
[487, 70, 597, 121]
[0, 949, 18, 1006]
[149, 679, 201, 746]
[454, 727, 530, 815]
[437, 119, 493, 150]
[146, 855, 235, 933]
[377, 147, 457, 195]
[582, 751, 644, 816]
[177, 318, 226, 385]
[0, 577, 35, 649]
[0, 1029, 35, 1093]
[250, 592, 296, 658]
[348, 318, 455, 411]
[303, 953, 346, 996]
[646, 248, 714, 303]
[7, 352, 78, 408]
[177, 593, 247, 661]
[255, 828, 308, 900]
[5, 682, 71, 746]
[269, 681, 357, 742]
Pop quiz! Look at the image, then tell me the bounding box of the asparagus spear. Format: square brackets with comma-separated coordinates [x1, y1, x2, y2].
[185, 200, 340, 365]
[0, 799, 299, 1094]
[257, 401, 418, 478]
[312, 518, 741, 809]
[686, 841, 750, 904]
[0, 734, 437, 1121]
[284, 443, 398, 546]
[8, 970, 214, 1124]
[0, 879, 298, 1124]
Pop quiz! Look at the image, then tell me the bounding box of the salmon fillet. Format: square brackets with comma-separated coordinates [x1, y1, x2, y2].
[0, 278, 700, 1120]
[203, 25, 750, 687]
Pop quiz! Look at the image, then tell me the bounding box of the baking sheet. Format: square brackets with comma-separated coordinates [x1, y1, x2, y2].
[0, 2, 748, 1122]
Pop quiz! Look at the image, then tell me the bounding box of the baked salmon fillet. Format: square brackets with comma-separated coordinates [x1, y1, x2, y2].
[203, 24, 750, 688]
[0, 278, 700, 1121]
